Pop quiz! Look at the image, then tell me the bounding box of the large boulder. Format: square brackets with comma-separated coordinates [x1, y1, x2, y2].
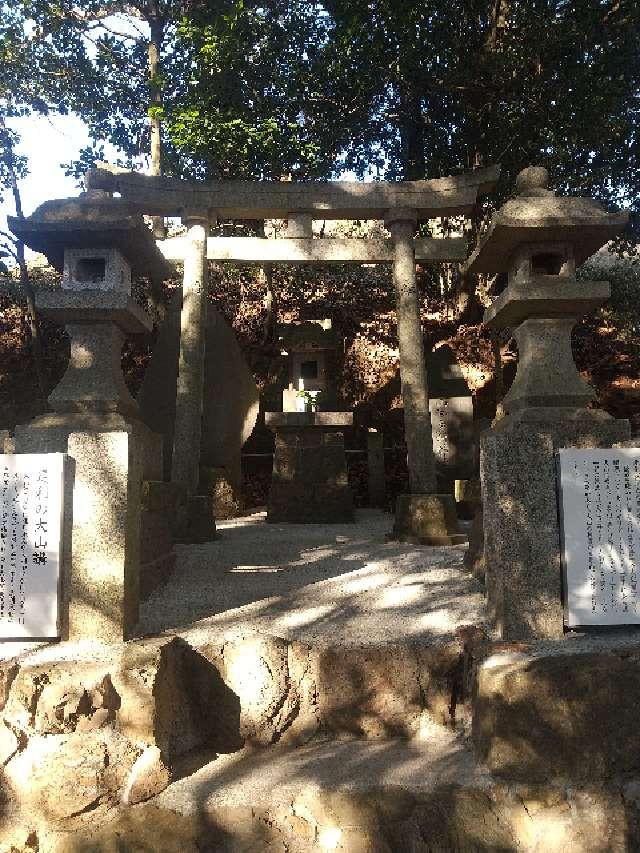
[474, 640, 640, 781]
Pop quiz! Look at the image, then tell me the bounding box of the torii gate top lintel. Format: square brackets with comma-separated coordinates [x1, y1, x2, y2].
[84, 163, 500, 221]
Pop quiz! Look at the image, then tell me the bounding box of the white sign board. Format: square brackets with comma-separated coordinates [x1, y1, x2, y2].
[0, 453, 66, 639]
[558, 449, 640, 628]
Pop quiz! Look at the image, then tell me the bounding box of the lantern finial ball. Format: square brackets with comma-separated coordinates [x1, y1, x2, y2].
[516, 166, 551, 196]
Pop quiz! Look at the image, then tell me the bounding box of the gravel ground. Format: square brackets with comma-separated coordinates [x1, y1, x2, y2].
[139, 509, 486, 646]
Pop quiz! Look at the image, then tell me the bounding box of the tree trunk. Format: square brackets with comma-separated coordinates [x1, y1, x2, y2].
[0, 115, 46, 406]
[398, 84, 425, 181]
[147, 0, 165, 238]
[453, 269, 484, 325]
[486, 0, 511, 50]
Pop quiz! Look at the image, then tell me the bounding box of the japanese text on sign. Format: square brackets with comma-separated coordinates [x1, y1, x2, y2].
[558, 449, 640, 628]
[0, 453, 65, 639]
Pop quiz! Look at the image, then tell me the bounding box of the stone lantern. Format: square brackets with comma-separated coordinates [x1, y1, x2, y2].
[464, 166, 630, 641]
[9, 193, 173, 642]
[10, 194, 169, 422]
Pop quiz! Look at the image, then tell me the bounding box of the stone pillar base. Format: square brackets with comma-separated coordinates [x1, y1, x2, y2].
[392, 494, 467, 545]
[199, 466, 241, 520]
[481, 413, 629, 641]
[175, 495, 218, 544]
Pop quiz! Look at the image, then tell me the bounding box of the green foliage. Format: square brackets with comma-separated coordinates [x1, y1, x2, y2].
[3, 0, 638, 211]
[323, 0, 640, 206]
[580, 254, 640, 342]
[167, 0, 362, 179]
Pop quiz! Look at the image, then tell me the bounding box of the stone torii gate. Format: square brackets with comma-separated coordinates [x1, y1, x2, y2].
[86, 164, 499, 541]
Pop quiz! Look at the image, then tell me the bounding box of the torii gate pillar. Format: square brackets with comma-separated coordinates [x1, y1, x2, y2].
[386, 209, 466, 545]
[170, 213, 216, 540]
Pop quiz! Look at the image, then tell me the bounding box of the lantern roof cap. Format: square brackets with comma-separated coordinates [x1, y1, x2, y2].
[464, 167, 628, 274]
[8, 193, 172, 280]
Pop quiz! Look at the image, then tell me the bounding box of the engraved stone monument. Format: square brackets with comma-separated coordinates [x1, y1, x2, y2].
[427, 345, 475, 482]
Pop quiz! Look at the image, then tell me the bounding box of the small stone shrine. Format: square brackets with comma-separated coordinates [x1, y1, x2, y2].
[266, 320, 354, 523]
[8, 193, 175, 642]
[279, 319, 340, 413]
[465, 166, 630, 641]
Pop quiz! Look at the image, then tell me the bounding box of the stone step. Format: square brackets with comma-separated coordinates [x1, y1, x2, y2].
[6, 630, 640, 850]
[0, 628, 484, 758]
[49, 732, 637, 852]
[186, 628, 487, 745]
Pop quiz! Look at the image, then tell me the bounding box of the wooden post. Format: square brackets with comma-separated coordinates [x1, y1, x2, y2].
[386, 209, 437, 494]
[171, 214, 209, 493]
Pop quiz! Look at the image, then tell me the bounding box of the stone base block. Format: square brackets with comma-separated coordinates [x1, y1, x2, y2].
[67, 430, 143, 642]
[139, 551, 176, 600]
[177, 494, 218, 544]
[140, 480, 179, 599]
[474, 639, 640, 782]
[14, 413, 166, 642]
[268, 483, 354, 524]
[392, 493, 467, 545]
[481, 415, 629, 641]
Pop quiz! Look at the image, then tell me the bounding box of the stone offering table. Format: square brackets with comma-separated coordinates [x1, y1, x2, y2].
[266, 412, 354, 523]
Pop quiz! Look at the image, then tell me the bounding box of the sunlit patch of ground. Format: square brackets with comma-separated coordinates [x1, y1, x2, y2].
[140, 508, 485, 645]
